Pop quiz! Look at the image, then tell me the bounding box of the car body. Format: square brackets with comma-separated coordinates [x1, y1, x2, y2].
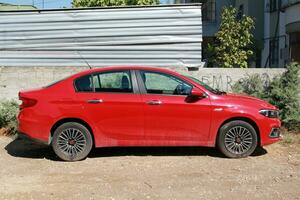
[18, 66, 281, 161]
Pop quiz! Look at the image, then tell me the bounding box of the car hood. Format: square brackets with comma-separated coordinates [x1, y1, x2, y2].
[224, 93, 277, 110]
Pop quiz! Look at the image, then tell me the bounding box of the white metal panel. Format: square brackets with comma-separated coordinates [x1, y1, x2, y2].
[0, 5, 202, 68]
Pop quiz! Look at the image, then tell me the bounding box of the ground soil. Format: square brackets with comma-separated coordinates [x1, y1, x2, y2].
[0, 136, 299, 200]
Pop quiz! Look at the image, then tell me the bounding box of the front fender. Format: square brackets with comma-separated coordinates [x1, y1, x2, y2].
[208, 106, 260, 147]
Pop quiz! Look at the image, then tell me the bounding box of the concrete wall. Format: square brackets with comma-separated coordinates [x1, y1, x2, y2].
[0, 66, 285, 100]
[175, 67, 285, 91]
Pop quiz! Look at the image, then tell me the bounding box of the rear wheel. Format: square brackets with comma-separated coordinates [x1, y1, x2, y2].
[217, 120, 258, 158]
[52, 122, 93, 161]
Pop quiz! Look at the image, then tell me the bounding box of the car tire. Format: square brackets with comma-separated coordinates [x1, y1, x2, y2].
[217, 120, 258, 158]
[52, 122, 93, 161]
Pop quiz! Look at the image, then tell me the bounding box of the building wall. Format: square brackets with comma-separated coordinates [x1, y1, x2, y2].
[177, 0, 265, 67]
[261, 0, 287, 68]
[0, 66, 285, 100]
[285, 3, 300, 27]
[285, 2, 300, 63]
[203, 0, 234, 37]
[235, 0, 265, 67]
[176, 0, 233, 37]
[261, 0, 300, 67]
[171, 0, 300, 68]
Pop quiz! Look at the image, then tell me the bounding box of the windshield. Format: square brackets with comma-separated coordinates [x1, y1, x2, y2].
[184, 75, 226, 95]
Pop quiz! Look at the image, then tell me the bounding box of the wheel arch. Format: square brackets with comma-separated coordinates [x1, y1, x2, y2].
[49, 117, 95, 146]
[216, 116, 261, 146]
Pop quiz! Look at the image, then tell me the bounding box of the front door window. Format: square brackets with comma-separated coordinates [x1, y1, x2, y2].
[140, 71, 192, 96]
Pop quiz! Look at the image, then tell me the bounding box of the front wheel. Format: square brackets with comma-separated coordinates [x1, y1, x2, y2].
[52, 122, 93, 161]
[217, 120, 258, 158]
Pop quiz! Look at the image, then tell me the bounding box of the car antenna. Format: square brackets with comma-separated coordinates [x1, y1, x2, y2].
[76, 51, 92, 69]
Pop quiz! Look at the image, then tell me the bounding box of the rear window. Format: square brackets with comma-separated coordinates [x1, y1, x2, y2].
[74, 70, 132, 93]
[74, 75, 93, 92]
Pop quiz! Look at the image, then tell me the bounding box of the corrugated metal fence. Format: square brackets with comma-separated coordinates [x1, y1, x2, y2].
[0, 5, 202, 68]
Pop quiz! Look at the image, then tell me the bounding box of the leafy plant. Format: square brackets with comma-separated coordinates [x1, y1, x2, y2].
[208, 6, 255, 68]
[232, 74, 265, 99]
[265, 62, 300, 130]
[0, 100, 19, 135]
[233, 62, 300, 131]
[72, 0, 159, 7]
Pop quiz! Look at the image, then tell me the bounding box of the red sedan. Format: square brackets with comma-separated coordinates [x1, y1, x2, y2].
[18, 66, 281, 161]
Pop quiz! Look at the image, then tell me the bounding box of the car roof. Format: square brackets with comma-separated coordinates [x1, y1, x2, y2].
[71, 66, 178, 78]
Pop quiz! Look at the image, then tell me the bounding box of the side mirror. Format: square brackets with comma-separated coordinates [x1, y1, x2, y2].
[190, 88, 206, 97]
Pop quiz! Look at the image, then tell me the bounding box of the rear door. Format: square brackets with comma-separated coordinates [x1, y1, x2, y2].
[136, 70, 211, 145]
[74, 70, 144, 146]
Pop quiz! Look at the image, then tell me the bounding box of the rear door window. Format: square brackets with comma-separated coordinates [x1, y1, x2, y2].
[93, 70, 133, 93]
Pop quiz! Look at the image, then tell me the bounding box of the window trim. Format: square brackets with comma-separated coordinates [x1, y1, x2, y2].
[135, 70, 193, 97]
[73, 69, 139, 94]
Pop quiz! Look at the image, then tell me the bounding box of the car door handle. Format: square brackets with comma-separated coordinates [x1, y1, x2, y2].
[87, 99, 103, 104]
[146, 100, 162, 105]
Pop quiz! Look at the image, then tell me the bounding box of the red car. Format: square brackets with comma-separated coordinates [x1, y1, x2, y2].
[18, 66, 281, 161]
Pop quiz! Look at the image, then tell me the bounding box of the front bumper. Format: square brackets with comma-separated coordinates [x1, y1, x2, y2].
[260, 118, 282, 146]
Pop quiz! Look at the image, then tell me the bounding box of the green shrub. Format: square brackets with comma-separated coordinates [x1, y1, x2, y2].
[232, 73, 266, 99]
[233, 62, 300, 132]
[72, 0, 159, 7]
[0, 100, 19, 135]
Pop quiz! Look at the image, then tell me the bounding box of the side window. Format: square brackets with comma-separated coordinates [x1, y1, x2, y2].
[75, 75, 93, 92]
[93, 71, 133, 93]
[140, 71, 192, 95]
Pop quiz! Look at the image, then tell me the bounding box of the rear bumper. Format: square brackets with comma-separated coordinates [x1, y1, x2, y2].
[18, 132, 48, 145]
[18, 111, 50, 144]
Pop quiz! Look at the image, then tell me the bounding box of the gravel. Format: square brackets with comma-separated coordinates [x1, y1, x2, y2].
[0, 136, 299, 200]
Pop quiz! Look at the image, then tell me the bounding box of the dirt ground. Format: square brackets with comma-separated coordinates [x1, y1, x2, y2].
[0, 136, 299, 200]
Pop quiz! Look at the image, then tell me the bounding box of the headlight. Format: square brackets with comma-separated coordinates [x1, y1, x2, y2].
[259, 109, 279, 118]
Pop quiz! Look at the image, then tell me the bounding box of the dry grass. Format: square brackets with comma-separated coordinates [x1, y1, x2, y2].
[280, 128, 300, 145]
[0, 128, 10, 136]
[0, 128, 16, 137]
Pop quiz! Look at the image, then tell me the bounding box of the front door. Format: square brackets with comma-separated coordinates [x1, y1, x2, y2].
[137, 70, 211, 145]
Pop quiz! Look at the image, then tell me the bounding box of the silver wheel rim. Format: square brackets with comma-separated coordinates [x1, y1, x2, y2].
[57, 128, 86, 157]
[224, 126, 253, 155]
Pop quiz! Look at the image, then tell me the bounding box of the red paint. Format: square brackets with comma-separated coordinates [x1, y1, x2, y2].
[18, 66, 281, 148]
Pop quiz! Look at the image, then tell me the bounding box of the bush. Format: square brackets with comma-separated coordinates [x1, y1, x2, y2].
[233, 62, 300, 132]
[72, 0, 159, 7]
[0, 100, 19, 135]
[232, 73, 266, 99]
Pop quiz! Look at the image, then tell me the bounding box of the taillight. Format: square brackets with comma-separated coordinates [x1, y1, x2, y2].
[19, 97, 37, 110]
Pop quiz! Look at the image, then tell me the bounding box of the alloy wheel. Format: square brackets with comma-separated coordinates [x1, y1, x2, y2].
[224, 126, 253, 155]
[57, 128, 87, 157]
